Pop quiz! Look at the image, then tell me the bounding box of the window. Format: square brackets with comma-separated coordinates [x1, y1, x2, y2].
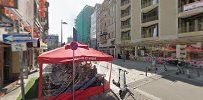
[142, 24, 158, 38]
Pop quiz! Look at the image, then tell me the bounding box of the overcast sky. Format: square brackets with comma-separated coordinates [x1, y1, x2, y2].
[48, 0, 103, 42]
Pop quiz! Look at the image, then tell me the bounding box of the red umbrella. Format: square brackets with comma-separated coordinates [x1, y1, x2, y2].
[37, 42, 114, 99]
[38, 42, 113, 63]
[184, 46, 203, 53]
[166, 47, 176, 52]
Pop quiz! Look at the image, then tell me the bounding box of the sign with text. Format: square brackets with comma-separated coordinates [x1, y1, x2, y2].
[3, 34, 32, 43]
[11, 43, 27, 51]
[0, 22, 13, 27]
[0, 0, 18, 8]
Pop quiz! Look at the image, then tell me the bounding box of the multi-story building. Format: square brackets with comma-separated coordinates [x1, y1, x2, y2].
[90, 4, 101, 49]
[97, 0, 117, 57]
[177, 0, 203, 58]
[116, 0, 203, 59]
[47, 35, 59, 50]
[0, 0, 49, 87]
[75, 5, 94, 44]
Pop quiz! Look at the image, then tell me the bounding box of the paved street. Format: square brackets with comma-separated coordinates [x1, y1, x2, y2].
[95, 59, 203, 100]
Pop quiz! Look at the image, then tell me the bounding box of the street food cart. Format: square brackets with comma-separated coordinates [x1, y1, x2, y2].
[37, 42, 113, 99]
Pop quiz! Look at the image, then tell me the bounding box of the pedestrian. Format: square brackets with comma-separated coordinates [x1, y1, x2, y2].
[122, 53, 126, 62]
[151, 56, 157, 73]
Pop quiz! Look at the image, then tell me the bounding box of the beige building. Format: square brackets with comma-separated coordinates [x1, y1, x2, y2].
[116, 0, 203, 59]
[96, 0, 117, 57]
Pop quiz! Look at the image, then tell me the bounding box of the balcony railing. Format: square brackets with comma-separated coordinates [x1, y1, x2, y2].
[121, 12, 130, 18]
[121, 0, 130, 6]
[142, 16, 158, 23]
[179, 25, 203, 33]
[121, 36, 131, 40]
[141, 32, 153, 38]
[142, 0, 159, 8]
[179, 0, 203, 13]
[121, 24, 131, 29]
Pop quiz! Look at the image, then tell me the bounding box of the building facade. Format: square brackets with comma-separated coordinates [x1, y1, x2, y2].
[0, 0, 49, 88]
[96, 0, 117, 57]
[90, 4, 101, 49]
[75, 5, 94, 44]
[115, 0, 203, 59]
[47, 35, 58, 50]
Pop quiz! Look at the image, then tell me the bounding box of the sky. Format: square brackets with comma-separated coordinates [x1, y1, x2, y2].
[48, 0, 103, 43]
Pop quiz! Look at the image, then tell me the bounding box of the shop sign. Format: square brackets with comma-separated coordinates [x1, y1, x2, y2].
[183, 1, 203, 11]
[0, 0, 18, 8]
[11, 43, 27, 51]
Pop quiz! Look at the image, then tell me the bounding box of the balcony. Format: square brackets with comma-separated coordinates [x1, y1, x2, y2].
[178, 1, 203, 18]
[121, 15, 131, 22]
[142, 16, 158, 23]
[141, 0, 159, 9]
[121, 24, 130, 29]
[179, 26, 203, 33]
[121, 0, 130, 10]
[121, 0, 130, 6]
[121, 12, 130, 18]
[141, 24, 159, 38]
[121, 24, 131, 32]
[121, 30, 131, 41]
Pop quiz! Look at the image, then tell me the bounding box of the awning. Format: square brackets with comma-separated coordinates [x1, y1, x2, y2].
[166, 47, 176, 52]
[184, 46, 203, 53]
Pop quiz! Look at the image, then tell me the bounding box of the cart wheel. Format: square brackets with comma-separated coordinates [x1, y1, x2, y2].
[155, 67, 158, 71]
[148, 68, 151, 71]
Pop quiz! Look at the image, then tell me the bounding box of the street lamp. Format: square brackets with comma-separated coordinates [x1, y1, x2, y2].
[61, 20, 68, 46]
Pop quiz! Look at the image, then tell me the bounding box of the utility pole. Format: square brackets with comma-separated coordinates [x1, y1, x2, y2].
[61, 20, 67, 46]
[16, 20, 25, 100]
[61, 20, 63, 45]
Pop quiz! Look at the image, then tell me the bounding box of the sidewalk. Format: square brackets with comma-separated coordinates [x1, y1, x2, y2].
[101, 59, 203, 100]
[113, 59, 203, 100]
[114, 59, 203, 84]
[0, 70, 39, 100]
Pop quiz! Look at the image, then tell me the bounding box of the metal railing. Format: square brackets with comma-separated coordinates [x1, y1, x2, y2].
[121, 12, 130, 18]
[121, 0, 130, 6]
[121, 24, 131, 29]
[142, 2, 152, 8]
[141, 0, 159, 8]
[179, 25, 203, 33]
[121, 36, 131, 40]
[142, 16, 158, 23]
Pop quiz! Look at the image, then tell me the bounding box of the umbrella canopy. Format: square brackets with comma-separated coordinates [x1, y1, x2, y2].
[38, 42, 113, 64]
[184, 46, 203, 53]
[166, 47, 176, 52]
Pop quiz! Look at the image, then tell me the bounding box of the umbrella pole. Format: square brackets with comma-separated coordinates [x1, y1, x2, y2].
[109, 61, 113, 83]
[72, 50, 75, 100]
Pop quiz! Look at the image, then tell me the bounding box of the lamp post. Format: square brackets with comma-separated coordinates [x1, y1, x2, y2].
[61, 20, 68, 46]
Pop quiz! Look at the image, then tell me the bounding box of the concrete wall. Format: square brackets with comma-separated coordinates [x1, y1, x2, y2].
[17, 0, 34, 27]
[131, 0, 141, 43]
[116, 0, 121, 45]
[159, 0, 178, 40]
[0, 46, 3, 87]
